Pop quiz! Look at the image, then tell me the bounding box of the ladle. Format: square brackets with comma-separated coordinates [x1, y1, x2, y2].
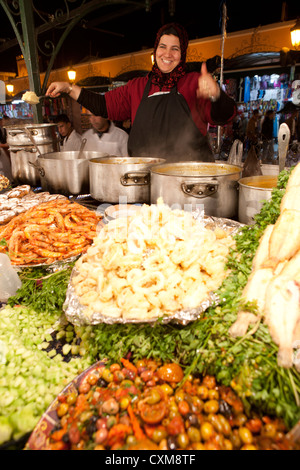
[77, 138, 87, 158]
[24, 127, 42, 157]
[278, 123, 290, 173]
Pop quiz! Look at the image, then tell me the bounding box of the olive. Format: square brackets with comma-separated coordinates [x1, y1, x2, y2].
[101, 368, 114, 383]
[146, 389, 161, 405]
[152, 427, 167, 443]
[177, 432, 189, 449]
[160, 383, 173, 396]
[106, 415, 117, 429]
[97, 378, 108, 388]
[207, 389, 219, 400]
[186, 413, 199, 427]
[263, 422, 277, 438]
[239, 426, 253, 445]
[86, 420, 97, 436]
[235, 413, 248, 427]
[196, 385, 209, 400]
[66, 392, 77, 405]
[241, 444, 257, 450]
[223, 438, 233, 450]
[126, 435, 137, 446]
[62, 433, 70, 443]
[57, 402, 69, 417]
[203, 399, 219, 414]
[217, 414, 232, 436]
[187, 426, 201, 443]
[167, 436, 177, 450]
[218, 399, 232, 418]
[200, 422, 215, 441]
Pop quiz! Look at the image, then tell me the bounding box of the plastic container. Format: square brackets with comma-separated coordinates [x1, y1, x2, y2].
[0, 254, 22, 302]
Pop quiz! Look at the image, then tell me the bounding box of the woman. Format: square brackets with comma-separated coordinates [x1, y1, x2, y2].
[46, 23, 236, 162]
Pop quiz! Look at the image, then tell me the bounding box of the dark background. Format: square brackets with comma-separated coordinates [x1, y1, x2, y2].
[0, 0, 298, 74]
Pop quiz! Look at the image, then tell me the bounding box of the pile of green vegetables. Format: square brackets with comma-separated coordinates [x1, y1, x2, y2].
[1, 167, 299, 447]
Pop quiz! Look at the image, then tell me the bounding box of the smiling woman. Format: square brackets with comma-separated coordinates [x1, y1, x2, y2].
[46, 22, 236, 162]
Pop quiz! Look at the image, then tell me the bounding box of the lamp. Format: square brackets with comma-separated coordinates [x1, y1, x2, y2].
[290, 18, 300, 50]
[67, 67, 76, 83]
[6, 83, 14, 94]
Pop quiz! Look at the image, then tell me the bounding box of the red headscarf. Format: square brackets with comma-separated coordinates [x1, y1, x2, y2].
[151, 23, 189, 90]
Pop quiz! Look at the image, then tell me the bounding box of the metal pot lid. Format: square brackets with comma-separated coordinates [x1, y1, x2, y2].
[150, 161, 242, 177]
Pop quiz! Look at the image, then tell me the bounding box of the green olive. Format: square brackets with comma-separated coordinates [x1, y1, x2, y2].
[200, 422, 215, 441]
[152, 428, 167, 443]
[197, 385, 209, 400]
[126, 435, 137, 446]
[57, 402, 69, 417]
[238, 426, 253, 445]
[263, 422, 277, 438]
[101, 368, 114, 383]
[146, 389, 161, 405]
[217, 414, 232, 436]
[187, 426, 201, 443]
[203, 399, 219, 414]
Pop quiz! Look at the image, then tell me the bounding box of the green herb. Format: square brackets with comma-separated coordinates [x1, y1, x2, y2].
[7, 263, 74, 315]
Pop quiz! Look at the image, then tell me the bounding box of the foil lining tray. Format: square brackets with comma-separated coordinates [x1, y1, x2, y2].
[63, 215, 244, 326]
[14, 255, 80, 272]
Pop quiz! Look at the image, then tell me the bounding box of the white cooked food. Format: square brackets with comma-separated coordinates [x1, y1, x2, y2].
[72, 199, 235, 321]
[22, 91, 40, 104]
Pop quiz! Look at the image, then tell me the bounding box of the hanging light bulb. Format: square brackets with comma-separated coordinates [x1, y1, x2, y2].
[290, 18, 300, 49]
[6, 83, 14, 94]
[67, 67, 76, 83]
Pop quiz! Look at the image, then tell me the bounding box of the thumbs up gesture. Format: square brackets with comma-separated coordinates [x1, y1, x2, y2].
[197, 62, 220, 101]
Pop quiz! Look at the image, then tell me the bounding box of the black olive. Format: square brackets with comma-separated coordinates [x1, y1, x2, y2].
[97, 377, 108, 388]
[62, 433, 70, 443]
[219, 399, 232, 417]
[186, 413, 199, 427]
[86, 419, 97, 437]
[167, 436, 177, 450]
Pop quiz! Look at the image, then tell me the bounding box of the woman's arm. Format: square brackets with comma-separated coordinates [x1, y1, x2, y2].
[46, 82, 108, 117]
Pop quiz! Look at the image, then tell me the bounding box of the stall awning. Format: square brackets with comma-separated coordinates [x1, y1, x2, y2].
[223, 51, 300, 76]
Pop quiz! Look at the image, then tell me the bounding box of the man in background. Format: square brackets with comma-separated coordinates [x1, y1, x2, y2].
[54, 113, 82, 151]
[82, 112, 129, 157]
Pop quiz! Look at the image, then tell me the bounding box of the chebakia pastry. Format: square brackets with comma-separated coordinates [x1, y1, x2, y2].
[22, 91, 40, 105]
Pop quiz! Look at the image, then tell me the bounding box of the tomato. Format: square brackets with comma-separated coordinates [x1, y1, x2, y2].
[157, 363, 184, 383]
[167, 415, 185, 436]
[246, 418, 263, 434]
[139, 401, 167, 424]
[68, 425, 81, 445]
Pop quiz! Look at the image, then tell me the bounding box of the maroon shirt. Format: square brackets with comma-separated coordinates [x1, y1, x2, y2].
[78, 72, 236, 137]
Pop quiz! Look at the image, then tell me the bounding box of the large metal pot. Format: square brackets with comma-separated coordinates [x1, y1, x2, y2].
[150, 161, 242, 218]
[9, 142, 59, 186]
[238, 175, 278, 225]
[4, 123, 59, 146]
[30, 151, 103, 195]
[89, 156, 166, 203]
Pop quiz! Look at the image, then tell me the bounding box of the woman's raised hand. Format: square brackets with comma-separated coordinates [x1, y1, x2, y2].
[197, 62, 220, 101]
[46, 82, 71, 97]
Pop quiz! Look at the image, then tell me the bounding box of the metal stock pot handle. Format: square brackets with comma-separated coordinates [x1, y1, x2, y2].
[120, 171, 150, 186]
[28, 160, 45, 177]
[7, 129, 26, 137]
[9, 147, 37, 153]
[181, 180, 219, 198]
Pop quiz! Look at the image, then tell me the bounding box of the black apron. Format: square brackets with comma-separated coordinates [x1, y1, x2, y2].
[128, 78, 214, 162]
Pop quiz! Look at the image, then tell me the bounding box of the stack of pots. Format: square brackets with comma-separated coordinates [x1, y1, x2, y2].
[4, 123, 59, 186]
